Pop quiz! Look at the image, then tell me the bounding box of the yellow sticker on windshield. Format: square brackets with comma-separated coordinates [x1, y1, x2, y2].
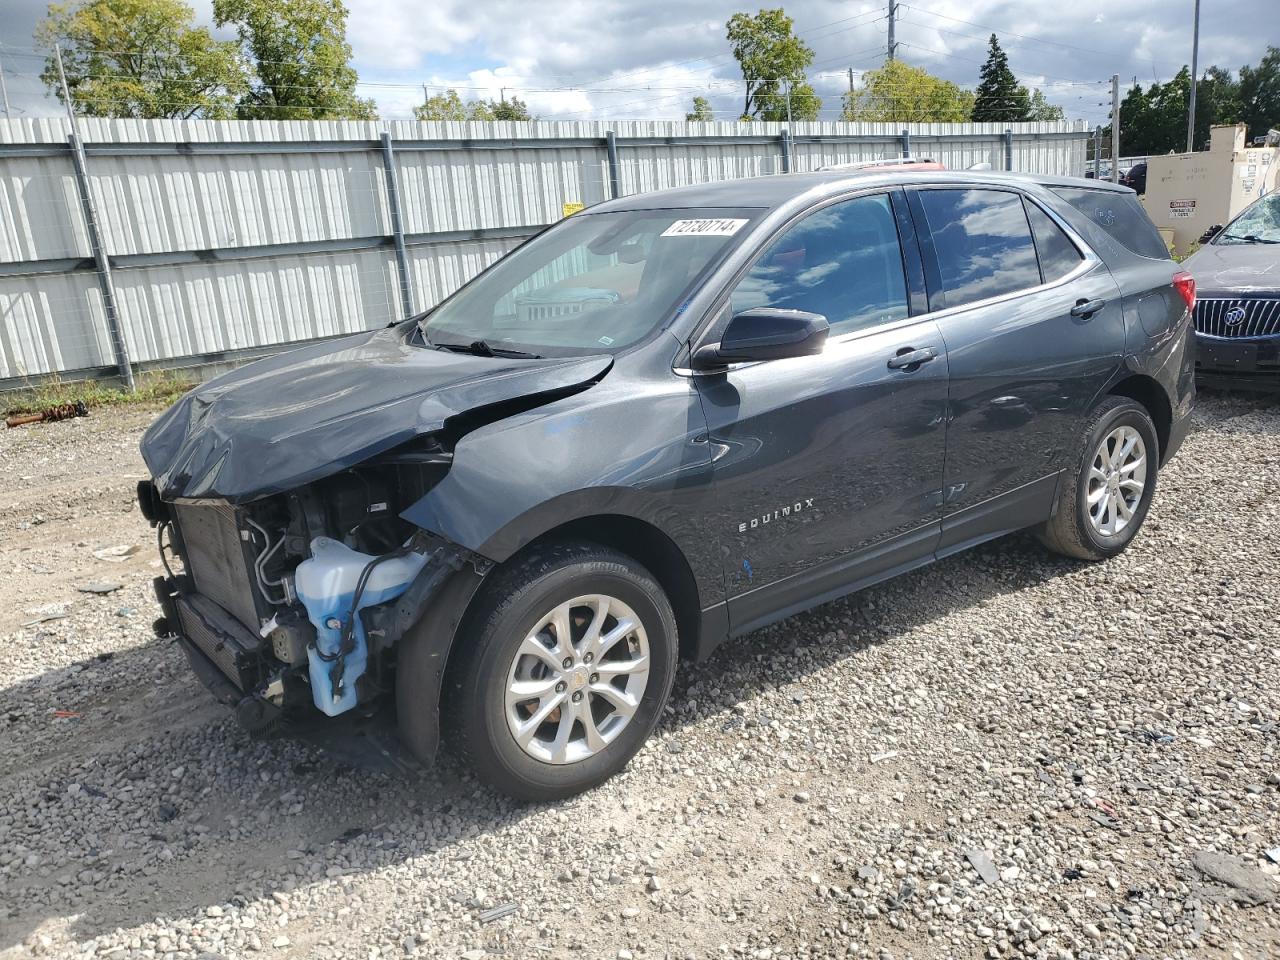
[562, 202, 585, 217]
[661, 218, 748, 237]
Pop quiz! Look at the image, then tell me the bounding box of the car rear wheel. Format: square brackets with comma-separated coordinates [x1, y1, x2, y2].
[447, 542, 677, 801]
[1038, 396, 1159, 561]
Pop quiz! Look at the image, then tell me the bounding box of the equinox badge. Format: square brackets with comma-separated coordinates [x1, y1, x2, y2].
[738, 498, 816, 533]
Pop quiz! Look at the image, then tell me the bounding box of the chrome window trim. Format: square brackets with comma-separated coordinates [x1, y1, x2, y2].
[676, 184, 1103, 377]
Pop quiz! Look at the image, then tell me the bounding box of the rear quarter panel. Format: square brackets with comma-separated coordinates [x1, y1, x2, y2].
[1044, 190, 1195, 440]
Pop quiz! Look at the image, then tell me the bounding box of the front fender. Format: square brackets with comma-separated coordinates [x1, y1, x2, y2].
[398, 374, 722, 598]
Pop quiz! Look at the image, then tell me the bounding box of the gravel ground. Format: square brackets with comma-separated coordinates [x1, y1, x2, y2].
[1, 391, 1277, 960]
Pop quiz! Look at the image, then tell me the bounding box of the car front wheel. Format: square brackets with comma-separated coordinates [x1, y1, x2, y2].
[1038, 396, 1160, 561]
[447, 542, 677, 801]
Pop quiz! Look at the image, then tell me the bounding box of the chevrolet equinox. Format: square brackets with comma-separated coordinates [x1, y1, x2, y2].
[139, 171, 1196, 800]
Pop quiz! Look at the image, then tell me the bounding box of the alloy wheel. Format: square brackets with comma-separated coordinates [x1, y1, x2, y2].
[1087, 425, 1147, 537]
[504, 594, 650, 764]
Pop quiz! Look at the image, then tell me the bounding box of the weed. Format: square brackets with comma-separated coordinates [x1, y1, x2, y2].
[2, 370, 192, 418]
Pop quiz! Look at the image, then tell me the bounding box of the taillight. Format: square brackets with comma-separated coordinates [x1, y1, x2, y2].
[1172, 271, 1196, 312]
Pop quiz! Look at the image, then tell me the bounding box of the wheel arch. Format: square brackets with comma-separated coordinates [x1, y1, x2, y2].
[397, 512, 705, 767]
[515, 514, 704, 663]
[1106, 373, 1173, 463]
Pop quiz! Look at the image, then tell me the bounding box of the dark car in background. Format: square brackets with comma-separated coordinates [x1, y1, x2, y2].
[139, 171, 1196, 800]
[1120, 161, 1148, 195]
[1183, 191, 1280, 391]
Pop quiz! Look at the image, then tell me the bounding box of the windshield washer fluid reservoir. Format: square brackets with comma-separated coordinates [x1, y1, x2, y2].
[295, 538, 427, 717]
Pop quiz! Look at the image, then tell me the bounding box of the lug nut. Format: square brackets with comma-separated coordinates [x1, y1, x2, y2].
[583, 652, 594, 664]
[555, 681, 567, 693]
[562, 657, 573, 669]
[589, 673, 599, 684]
[571, 691, 583, 703]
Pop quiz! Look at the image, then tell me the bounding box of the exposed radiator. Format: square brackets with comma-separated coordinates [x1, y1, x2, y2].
[172, 501, 266, 633]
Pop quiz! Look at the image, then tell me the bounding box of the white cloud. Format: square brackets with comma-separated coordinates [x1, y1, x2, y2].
[1, 0, 1275, 123]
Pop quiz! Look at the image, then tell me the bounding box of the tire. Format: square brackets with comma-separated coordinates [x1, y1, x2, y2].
[446, 541, 677, 802]
[1037, 396, 1160, 561]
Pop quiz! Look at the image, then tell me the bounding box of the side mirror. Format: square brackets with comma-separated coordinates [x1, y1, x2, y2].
[691, 307, 829, 370]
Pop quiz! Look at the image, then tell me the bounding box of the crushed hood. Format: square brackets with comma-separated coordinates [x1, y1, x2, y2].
[1182, 243, 1280, 295]
[142, 324, 612, 502]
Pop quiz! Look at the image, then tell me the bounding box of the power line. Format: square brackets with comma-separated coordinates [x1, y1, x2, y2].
[899, 4, 1180, 69]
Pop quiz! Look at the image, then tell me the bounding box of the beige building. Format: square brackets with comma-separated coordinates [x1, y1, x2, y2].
[1140, 124, 1279, 255]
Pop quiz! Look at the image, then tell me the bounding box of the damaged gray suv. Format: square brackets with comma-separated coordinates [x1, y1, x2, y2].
[140, 171, 1196, 800]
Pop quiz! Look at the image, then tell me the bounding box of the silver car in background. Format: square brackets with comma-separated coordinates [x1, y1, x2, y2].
[1183, 192, 1280, 392]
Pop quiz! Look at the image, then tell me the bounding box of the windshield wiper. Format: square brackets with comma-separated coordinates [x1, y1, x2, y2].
[434, 338, 544, 359]
[1223, 234, 1280, 244]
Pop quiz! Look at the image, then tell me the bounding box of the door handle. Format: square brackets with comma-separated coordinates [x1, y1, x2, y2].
[1070, 298, 1106, 319]
[887, 346, 937, 370]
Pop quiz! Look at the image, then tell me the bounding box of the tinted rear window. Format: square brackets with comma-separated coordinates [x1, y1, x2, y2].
[1025, 200, 1084, 282]
[917, 188, 1041, 309]
[1051, 186, 1169, 260]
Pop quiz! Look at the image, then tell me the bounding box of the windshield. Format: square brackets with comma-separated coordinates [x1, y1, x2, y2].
[421, 207, 760, 356]
[1216, 193, 1280, 244]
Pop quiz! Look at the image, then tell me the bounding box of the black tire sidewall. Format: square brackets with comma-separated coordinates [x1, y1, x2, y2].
[461, 557, 676, 800]
[1074, 402, 1159, 556]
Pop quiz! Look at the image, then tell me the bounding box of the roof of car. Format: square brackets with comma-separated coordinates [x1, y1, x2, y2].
[599, 169, 1131, 212]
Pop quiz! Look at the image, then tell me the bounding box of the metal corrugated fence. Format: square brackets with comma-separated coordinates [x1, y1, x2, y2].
[0, 117, 1089, 385]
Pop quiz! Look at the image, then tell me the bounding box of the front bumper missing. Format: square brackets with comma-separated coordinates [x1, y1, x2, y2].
[152, 540, 477, 770]
[154, 576, 285, 733]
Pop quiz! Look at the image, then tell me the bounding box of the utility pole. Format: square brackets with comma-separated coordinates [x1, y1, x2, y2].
[1186, 0, 1200, 152]
[848, 67, 855, 94]
[54, 43, 78, 131]
[1110, 73, 1121, 183]
[887, 0, 898, 62]
[55, 43, 134, 391]
[785, 77, 792, 126]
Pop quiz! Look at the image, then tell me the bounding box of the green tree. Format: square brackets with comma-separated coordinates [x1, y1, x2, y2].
[842, 60, 974, 122]
[414, 89, 534, 121]
[414, 88, 468, 121]
[1192, 66, 1242, 149]
[1112, 67, 1194, 155]
[1104, 51, 1275, 155]
[1239, 45, 1280, 137]
[726, 8, 821, 121]
[1027, 88, 1065, 121]
[686, 95, 714, 121]
[36, 0, 246, 118]
[972, 34, 1029, 122]
[212, 0, 377, 120]
[488, 96, 533, 120]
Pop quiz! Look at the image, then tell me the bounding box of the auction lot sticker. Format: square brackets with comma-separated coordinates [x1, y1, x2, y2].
[662, 218, 749, 237]
[1169, 199, 1196, 219]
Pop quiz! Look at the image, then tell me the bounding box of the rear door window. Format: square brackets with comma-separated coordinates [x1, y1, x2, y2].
[730, 193, 910, 336]
[915, 188, 1042, 309]
[1025, 200, 1084, 282]
[1050, 186, 1169, 260]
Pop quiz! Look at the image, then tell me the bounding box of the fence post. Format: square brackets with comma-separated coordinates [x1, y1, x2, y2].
[67, 133, 134, 392]
[379, 132, 414, 319]
[605, 131, 621, 199]
[779, 129, 792, 173]
[1093, 126, 1102, 178]
[900, 128, 911, 159]
[1004, 129, 1014, 171]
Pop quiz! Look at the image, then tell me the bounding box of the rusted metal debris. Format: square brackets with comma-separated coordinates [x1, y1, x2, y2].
[5, 400, 89, 429]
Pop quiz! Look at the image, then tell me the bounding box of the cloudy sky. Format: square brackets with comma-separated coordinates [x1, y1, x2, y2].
[0, 0, 1273, 126]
